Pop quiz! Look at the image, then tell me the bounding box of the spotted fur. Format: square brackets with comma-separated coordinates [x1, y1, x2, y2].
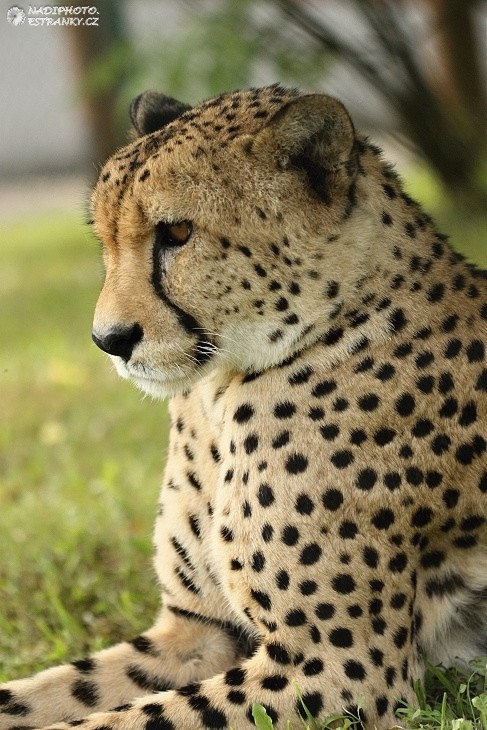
[2, 84, 487, 730]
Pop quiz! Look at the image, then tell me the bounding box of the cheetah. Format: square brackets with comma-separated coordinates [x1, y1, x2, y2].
[1, 84, 487, 730]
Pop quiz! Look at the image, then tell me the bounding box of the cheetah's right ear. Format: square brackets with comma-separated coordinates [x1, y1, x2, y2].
[253, 94, 355, 201]
[129, 91, 192, 136]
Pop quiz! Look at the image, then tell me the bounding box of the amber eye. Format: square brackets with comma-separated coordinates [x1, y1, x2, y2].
[155, 220, 193, 248]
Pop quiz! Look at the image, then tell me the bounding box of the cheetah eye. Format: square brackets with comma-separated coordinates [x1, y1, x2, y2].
[155, 220, 193, 247]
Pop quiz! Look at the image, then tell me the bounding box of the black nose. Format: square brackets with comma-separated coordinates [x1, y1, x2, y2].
[92, 323, 143, 361]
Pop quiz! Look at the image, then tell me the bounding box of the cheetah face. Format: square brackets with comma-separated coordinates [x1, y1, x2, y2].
[91, 86, 368, 397]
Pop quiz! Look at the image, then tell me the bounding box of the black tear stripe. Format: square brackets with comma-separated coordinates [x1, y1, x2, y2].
[151, 242, 214, 367]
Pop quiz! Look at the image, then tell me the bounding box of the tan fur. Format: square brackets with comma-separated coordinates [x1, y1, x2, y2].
[2, 85, 487, 730]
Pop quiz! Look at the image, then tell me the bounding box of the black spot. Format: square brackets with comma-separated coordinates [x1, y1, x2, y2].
[251, 551, 265, 572]
[383, 183, 396, 199]
[320, 423, 340, 441]
[326, 281, 340, 298]
[285, 609, 307, 626]
[72, 657, 96, 672]
[444, 339, 462, 359]
[461, 514, 485, 531]
[406, 467, 423, 486]
[416, 350, 435, 368]
[440, 397, 458, 418]
[344, 660, 366, 680]
[427, 283, 445, 302]
[375, 362, 396, 381]
[266, 642, 291, 664]
[322, 488, 344, 510]
[201, 707, 228, 728]
[225, 667, 246, 686]
[374, 428, 396, 446]
[309, 406, 324, 421]
[411, 507, 434, 528]
[331, 450, 354, 469]
[274, 401, 296, 419]
[299, 580, 317, 595]
[389, 308, 407, 333]
[296, 693, 323, 721]
[261, 675, 289, 692]
[257, 483, 275, 507]
[376, 696, 389, 717]
[275, 297, 289, 311]
[426, 471, 442, 489]
[186, 471, 202, 491]
[389, 552, 408, 572]
[272, 430, 290, 449]
[431, 433, 451, 455]
[282, 525, 300, 545]
[329, 627, 353, 648]
[276, 570, 290, 590]
[393, 627, 408, 648]
[244, 433, 259, 454]
[339, 521, 358, 539]
[355, 468, 377, 491]
[476, 369, 487, 392]
[332, 574, 356, 594]
[300, 543, 322, 565]
[363, 546, 379, 568]
[71, 679, 99, 707]
[421, 550, 445, 568]
[233, 403, 254, 423]
[371, 509, 395, 530]
[466, 340, 485, 362]
[412, 419, 434, 438]
[130, 636, 156, 655]
[323, 326, 344, 346]
[295, 494, 315, 515]
[227, 690, 246, 704]
[316, 602, 335, 620]
[443, 488, 460, 509]
[251, 589, 271, 610]
[303, 658, 324, 675]
[358, 393, 380, 411]
[452, 532, 478, 548]
[289, 366, 313, 385]
[220, 526, 234, 542]
[312, 379, 337, 397]
[285, 453, 308, 474]
[189, 515, 201, 538]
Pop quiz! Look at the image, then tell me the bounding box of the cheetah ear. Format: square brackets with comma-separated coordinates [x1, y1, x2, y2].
[255, 94, 355, 200]
[129, 91, 191, 136]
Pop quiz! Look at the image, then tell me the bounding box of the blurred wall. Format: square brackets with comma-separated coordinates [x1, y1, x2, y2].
[0, 12, 90, 176]
[1, 0, 486, 179]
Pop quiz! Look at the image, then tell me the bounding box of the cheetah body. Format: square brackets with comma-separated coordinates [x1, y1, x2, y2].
[2, 85, 487, 730]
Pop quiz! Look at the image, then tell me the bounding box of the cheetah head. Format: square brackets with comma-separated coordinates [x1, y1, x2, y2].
[91, 85, 374, 397]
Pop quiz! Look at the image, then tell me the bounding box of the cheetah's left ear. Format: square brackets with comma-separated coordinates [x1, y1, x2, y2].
[254, 94, 355, 199]
[130, 91, 192, 136]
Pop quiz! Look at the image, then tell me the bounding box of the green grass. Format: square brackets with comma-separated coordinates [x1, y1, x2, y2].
[251, 660, 487, 729]
[0, 216, 166, 677]
[1, 174, 487, 727]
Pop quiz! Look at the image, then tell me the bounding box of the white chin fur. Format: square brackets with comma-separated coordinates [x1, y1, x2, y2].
[132, 376, 190, 399]
[109, 355, 199, 399]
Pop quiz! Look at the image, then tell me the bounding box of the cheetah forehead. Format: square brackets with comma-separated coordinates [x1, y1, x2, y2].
[94, 85, 302, 195]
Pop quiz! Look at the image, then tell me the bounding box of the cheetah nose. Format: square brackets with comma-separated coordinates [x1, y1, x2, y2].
[92, 323, 143, 361]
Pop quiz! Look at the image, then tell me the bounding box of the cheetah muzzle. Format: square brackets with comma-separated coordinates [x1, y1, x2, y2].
[2, 84, 487, 730]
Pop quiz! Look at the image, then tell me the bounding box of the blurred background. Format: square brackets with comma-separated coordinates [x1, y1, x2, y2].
[1, 0, 487, 677]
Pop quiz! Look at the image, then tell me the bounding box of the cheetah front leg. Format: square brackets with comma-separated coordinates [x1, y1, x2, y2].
[0, 607, 241, 730]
